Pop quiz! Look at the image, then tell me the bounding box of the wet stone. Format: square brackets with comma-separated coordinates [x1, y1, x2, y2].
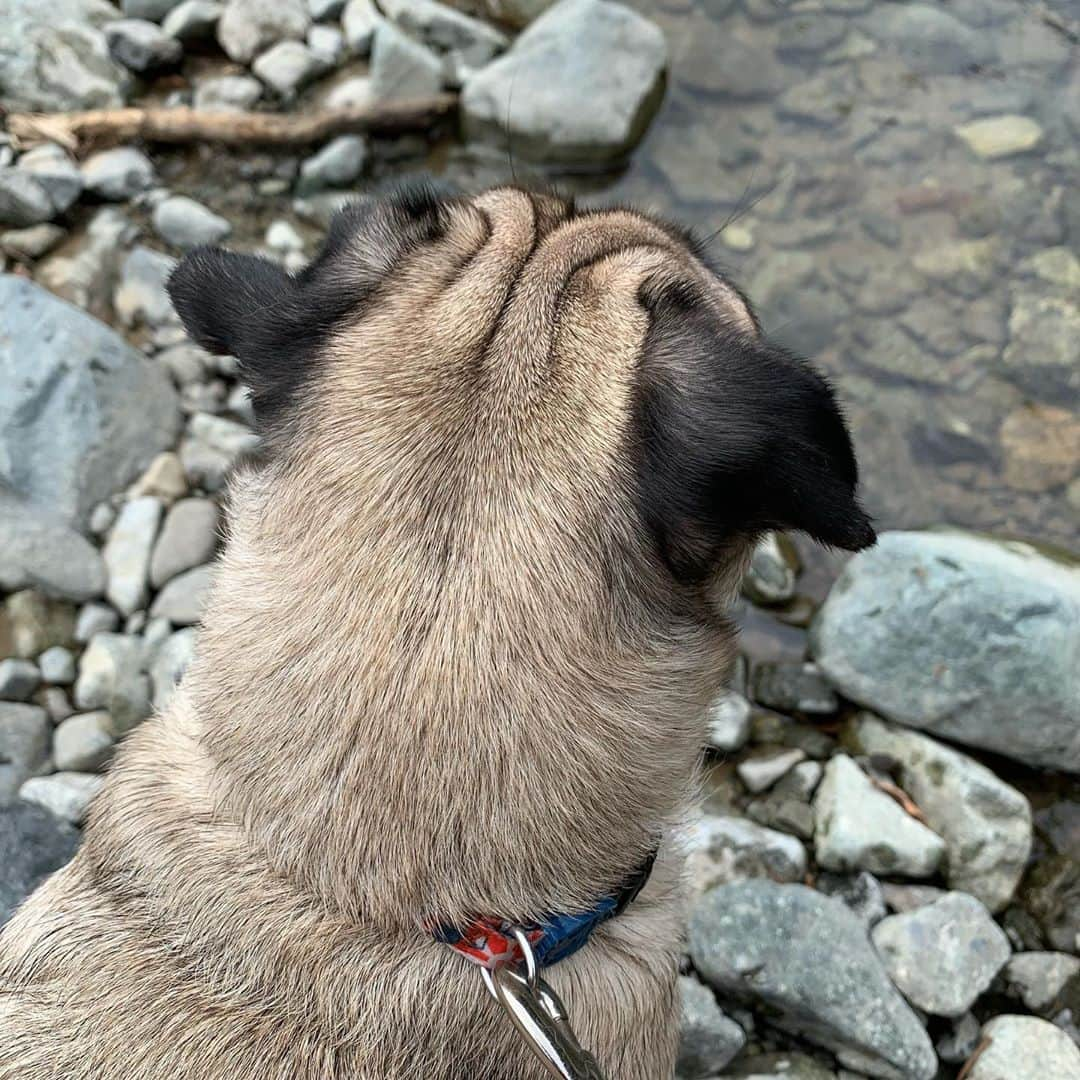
[955, 114, 1044, 159]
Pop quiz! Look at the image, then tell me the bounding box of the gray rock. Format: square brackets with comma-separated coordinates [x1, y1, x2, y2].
[103, 497, 163, 615]
[724, 1052, 838, 1078]
[872, 892, 1011, 1018]
[0, 276, 179, 528]
[846, 714, 1033, 913]
[121, 0, 186, 19]
[36, 206, 136, 316]
[186, 412, 259, 476]
[252, 40, 327, 98]
[686, 813, 807, 901]
[935, 1011, 980, 1065]
[75, 603, 120, 643]
[368, 18, 443, 102]
[0, 660, 40, 702]
[19, 772, 102, 825]
[150, 627, 197, 707]
[150, 498, 219, 587]
[114, 245, 177, 329]
[1003, 952, 1080, 1015]
[152, 195, 231, 250]
[705, 689, 752, 753]
[381, 0, 508, 71]
[742, 532, 799, 606]
[0, 168, 53, 227]
[298, 135, 368, 193]
[0, 498, 105, 603]
[0, 0, 130, 112]
[162, 0, 222, 41]
[156, 343, 212, 387]
[42, 688, 72, 723]
[817, 871, 888, 929]
[0, 222, 66, 260]
[737, 747, 806, 794]
[149, 564, 214, 625]
[0, 801, 79, 924]
[911, 238, 1000, 300]
[690, 881, 937, 1080]
[0, 703, 51, 802]
[15, 143, 83, 215]
[129, 451, 188, 502]
[39, 646, 76, 685]
[81, 147, 156, 201]
[105, 18, 182, 71]
[870, 4, 995, 75]
[193, 73, 262, 111]
[814, 755, 945, 879]
[753, 662, 838, 715]
[677, 976, 746, 1078]
[461, 0, 667, 164]
[1002, 292, 1080, 406]
[217, 0, 310, 63]
[265, 219, 304, 253]
[967, 1015, 1080, 1079]
[53, 710, 115, 772]
[812, 530, 1080, 773]
[342, 0, 376, 55]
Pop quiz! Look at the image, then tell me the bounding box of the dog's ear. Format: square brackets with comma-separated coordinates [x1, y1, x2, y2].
[637, 289, 876, 580]
[168, 247, 299, 359]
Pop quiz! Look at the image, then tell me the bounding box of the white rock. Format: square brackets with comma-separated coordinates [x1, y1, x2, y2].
[53, 710, 115, 771]
[705, 689, 752, 753]
[103, 497, 163, 615]
[150, 498, 219, 587]
[129, 451, 188, 502]
[736, 747, 806, 794]
[265, 219, 304, 253]
[75, 602, 120, 643]
[298, 134, 368, 192]
[1003, 952, 1080, 1015]
[0, 168, 53, 227]
[954, 115, 1043, 160]
[151, 627, 197, 707]
[162, 0, 222, 41]
[368, 18, 443, 101]
[323, 76, 373, 109]
[813, 755, 945, 878]
[308, 24, 345, 66]
[342, 0, 376, 55]
[19, 772, 103, 825]
[114, 245, 176, 329]
[105, 17, 183, 72]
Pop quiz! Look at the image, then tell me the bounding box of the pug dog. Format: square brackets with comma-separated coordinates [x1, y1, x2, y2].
[0, 181, 873, 1079]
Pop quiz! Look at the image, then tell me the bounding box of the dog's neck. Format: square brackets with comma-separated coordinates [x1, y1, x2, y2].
[184, 456, 738, 931]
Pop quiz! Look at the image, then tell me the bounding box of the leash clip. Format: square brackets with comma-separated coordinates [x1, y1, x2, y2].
[480, 928, 607, 1080]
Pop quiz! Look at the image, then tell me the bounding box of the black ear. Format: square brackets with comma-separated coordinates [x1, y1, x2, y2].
[167, 247, 297, 358]
[637, 291, 875, 580]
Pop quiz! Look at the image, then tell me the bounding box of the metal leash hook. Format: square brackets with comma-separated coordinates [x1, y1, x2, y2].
[480, 928, 608, 1080]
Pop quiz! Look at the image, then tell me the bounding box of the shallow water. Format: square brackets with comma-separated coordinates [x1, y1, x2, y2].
[576, 0, 1079, 553]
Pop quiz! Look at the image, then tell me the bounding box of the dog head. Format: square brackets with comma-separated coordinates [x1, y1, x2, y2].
[169, 179, 874, 598]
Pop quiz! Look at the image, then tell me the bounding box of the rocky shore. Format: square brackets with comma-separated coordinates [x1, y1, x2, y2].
[2, 0, 1079, 1077]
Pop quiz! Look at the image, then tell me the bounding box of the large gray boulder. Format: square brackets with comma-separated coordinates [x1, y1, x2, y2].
[845, 715, 1032, 912]
[0, 0, 130, 111]
[0, 276, 181, 529]
[461, 0, 667, 165]
[811, 530, 1080, 773]
[690, 881, 937, 1080]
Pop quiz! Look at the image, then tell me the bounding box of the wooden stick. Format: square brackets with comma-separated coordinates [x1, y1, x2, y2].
[4, 95, 458, 153]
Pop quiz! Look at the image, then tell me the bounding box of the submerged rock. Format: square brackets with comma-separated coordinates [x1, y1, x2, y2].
[811, 530, 1080, 773]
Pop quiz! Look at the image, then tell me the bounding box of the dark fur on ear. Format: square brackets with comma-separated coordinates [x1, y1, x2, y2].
[636, 285, 875, 580]
[167, 177, 459, 426]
